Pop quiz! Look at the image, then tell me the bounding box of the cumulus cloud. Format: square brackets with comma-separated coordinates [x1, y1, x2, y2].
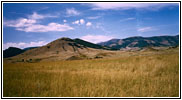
[80, 35, 114, 43]
[137, 27, 154, 32]
[63, 19, 67, 23]
[89, 3, 178, 10]
[4, 12, 74, 32]
[80, 19, 85, 24]
[72, 20, 80, 25]
[86, 22, 92, 27]
[3, 41, 48, 50]
[72, 19, 85, 25]
[66, 8, 80, 17]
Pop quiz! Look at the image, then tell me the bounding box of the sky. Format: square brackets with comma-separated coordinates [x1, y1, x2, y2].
[3, 2, 179, 49]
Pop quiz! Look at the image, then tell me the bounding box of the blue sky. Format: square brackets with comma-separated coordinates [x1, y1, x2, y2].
[3, 3, 179, 49]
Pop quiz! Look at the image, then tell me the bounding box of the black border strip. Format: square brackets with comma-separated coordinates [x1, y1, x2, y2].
[179, 1, 181, 99]
[1, 1, 181, 99]
[1, 1, 2, 100]
[1, 0, 181, 3]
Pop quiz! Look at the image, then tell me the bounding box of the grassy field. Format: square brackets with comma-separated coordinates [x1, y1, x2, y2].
[3, 48, 179, 97]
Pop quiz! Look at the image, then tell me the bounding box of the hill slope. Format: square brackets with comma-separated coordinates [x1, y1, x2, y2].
[7, 37, 112, 62]
[98, 35, 179, 49]
[3, 47, 25, 58]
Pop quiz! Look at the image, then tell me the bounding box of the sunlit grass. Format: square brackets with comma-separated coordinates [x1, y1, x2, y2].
[3, 49, 179, 97]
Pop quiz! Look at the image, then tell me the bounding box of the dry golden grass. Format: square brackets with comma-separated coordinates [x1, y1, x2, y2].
[3, 48, 179, 97]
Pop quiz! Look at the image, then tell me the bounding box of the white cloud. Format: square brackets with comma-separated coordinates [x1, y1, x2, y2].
[4, 12, 74, 32]
[87, 16, 101, 19]
[4, 18, 36, 27]
[80, 35, 114, 43]
[29, 12, 58, 20]
[72, 20, 80, 25]
[80, 19, 85, 25]
[29, 12, 44, 19]
[63, 19, 67, 23]
[86, 22, 92, 27]
[120, 17, 136, 22]
[89, 3, 178, 10]
[3, 41, 48, 50]
[137, 27, 153, 32]
[66, 8, 80, 16]
[17, 22, 74, 32]
[72, 19, 85, 25]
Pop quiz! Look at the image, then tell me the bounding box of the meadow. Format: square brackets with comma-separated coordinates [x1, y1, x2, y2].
[3, 48, 179, 97]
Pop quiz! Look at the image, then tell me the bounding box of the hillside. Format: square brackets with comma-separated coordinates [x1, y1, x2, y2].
[5, 37, 112, 62]
[3, 47, 25, 58]
[4, 35, 179, 61]
[3, 47, 39, 58]
[98, 35, 179, 50]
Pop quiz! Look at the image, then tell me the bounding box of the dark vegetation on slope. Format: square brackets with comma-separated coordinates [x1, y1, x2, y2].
[3, 47, 25, 58]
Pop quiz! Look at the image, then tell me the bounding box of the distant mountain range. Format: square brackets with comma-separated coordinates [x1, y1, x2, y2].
[98, 35, 179, 50]
[3, 35, 179, 59]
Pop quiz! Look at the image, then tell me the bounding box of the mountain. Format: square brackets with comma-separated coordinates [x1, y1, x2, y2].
[3, 46, 39, 58]
[98, 35, 179, 50]
[8, 37, 112, 62]
[3, 47, 25, 58]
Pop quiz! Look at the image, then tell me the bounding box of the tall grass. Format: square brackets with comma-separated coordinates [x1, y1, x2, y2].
[3, 50, 179, 97]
